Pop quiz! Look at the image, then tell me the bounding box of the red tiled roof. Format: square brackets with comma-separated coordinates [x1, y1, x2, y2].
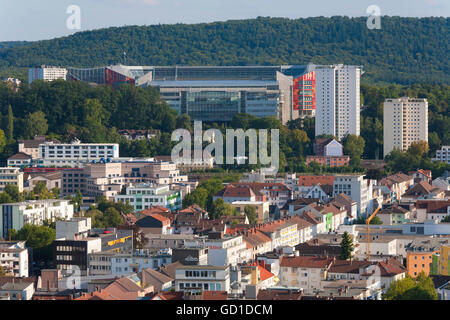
[298, 175, 335, 187]
[201, 291, 228, 300]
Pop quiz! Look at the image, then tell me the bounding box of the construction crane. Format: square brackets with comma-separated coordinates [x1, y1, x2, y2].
[366, 206, 381, 261]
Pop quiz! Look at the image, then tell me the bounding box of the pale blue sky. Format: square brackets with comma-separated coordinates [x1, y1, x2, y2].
[1, 0, 449, 41]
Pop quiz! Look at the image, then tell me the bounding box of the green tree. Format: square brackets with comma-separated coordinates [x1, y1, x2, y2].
[407, 141, 429, 158]
[4, 184, 22, 202]
[24, 111, 48, 138]
[104, 207, 123, 227]
[6, 104, 14, 143]
[343, 134, 365, 167]
[85, 209, 105, 228]
[244, 205, 257, 225]
[211, 198, 236, 219]
[0, 192, 12, 204]
[340, 231, 354, 260]
[384, 273, 438, 300]
[0, 129, 6, 154]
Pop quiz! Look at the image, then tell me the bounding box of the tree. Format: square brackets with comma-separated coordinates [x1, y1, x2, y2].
[4, 184, 22, 202]
[85, 209, 105, 228]
[384, 273, 438, 300]
[343, 134, 365, 167]
[0, 192, 12, 204]
[176, 114, 192, 131]
[104, 207, 123, 227]
[0, 129, 6, 154]
[6, 104, 14, 143]
[24, 111, 48, 138]
[407, 141, 429, 158]
[0, 265, 6, 276]
[210, 198, 236, 219]
[244, 205, 257, 225]
[9, 224, 56, 262]
[340, 231, 354, 260]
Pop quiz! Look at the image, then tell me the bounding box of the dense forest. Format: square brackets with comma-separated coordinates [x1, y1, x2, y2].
[0, 16, 449, 84]
[0, 80, 448, 177]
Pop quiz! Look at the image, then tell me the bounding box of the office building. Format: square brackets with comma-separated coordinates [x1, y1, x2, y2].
[28, 65, 68, 84]
[315, 64, 362, 140]
[333, 174, 373, 217]
[383, 97, 428, 157]
[38, 140, 119, 167]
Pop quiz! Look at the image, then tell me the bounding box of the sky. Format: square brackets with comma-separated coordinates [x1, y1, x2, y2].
[1, 0, 449, 41]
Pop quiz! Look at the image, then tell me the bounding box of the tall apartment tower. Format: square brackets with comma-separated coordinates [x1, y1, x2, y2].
[315, 65, 362, 141]
[383, 97, 428, 157]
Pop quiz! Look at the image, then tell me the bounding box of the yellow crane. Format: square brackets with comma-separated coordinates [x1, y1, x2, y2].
[366, 206, 381, 261]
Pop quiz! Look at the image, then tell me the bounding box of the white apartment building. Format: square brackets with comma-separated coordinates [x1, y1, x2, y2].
[0, 241, 29, 277]
[38, 140, 119, 167]
[175, 265, 230, 292]
[114, 183, 182, 212]
[432, 146, 450, 164]
[185, 235, 252, 267]
[333, 174, 373, 217]
[383, 97, 428, 157]
[0, 167, 23, 193]
[315, 65, 362, 140]
[88, 249, 172, 276]
[28, 65, 68, 84]
[0, 200, 74, 239]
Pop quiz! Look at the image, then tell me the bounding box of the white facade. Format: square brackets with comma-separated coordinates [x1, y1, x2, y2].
[39, 141, 119, 162]
[28, 66, 67, 83]
[315, 65, 361, 140]
[432, 146, 450, 164]
[175, 265, 230, 292]
[383, 97, 428, 157]
[333, 175, 373, 217]
[0, 200, 74, 239]
[114, 183, 181, 212]
[0, 241, 29, 277]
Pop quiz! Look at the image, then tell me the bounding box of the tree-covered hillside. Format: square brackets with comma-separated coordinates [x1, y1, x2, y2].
[0, 16, 448, 84]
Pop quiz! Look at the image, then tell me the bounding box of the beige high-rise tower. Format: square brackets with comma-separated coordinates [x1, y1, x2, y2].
[383, 97, 428, 157]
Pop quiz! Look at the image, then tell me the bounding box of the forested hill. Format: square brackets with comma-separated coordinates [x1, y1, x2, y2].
[1, 16, 449, 84]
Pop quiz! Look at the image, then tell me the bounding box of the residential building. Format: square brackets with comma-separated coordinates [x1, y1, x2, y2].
[0, 280, 35, 300]
[24, 171, 62, 192]
[332, 174, 373, 216]
[185, 233, 252, 266]
[416, 199, 450, 222]
[378, 204, 411, 225]
[401, 181, 445, 203]
[383, 97, 428, 157]
[7, 152, 32, 168]
[305, 155, 350, 168]
[406, 238, 449, 277]
[432, 146, 450, 164]
[28, 65, 67, 83]
[0, 199, 74, 239]
[141, 267, 173, 291]
[175, 265, 230, 293]
[0, 167, 24, 193]
[436, 245, 450, 276]
[231, 201, 270, 224]
[135, 213, 173, 235]
[0, 241, 29, 277]
[114, 183, 181, 212]
[109, 249, 171, 276]
[408, 169, 432, 184]
[379, 173, 414, 203]
[279, 256, 334, 294]
[314, 64, 362, 140]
